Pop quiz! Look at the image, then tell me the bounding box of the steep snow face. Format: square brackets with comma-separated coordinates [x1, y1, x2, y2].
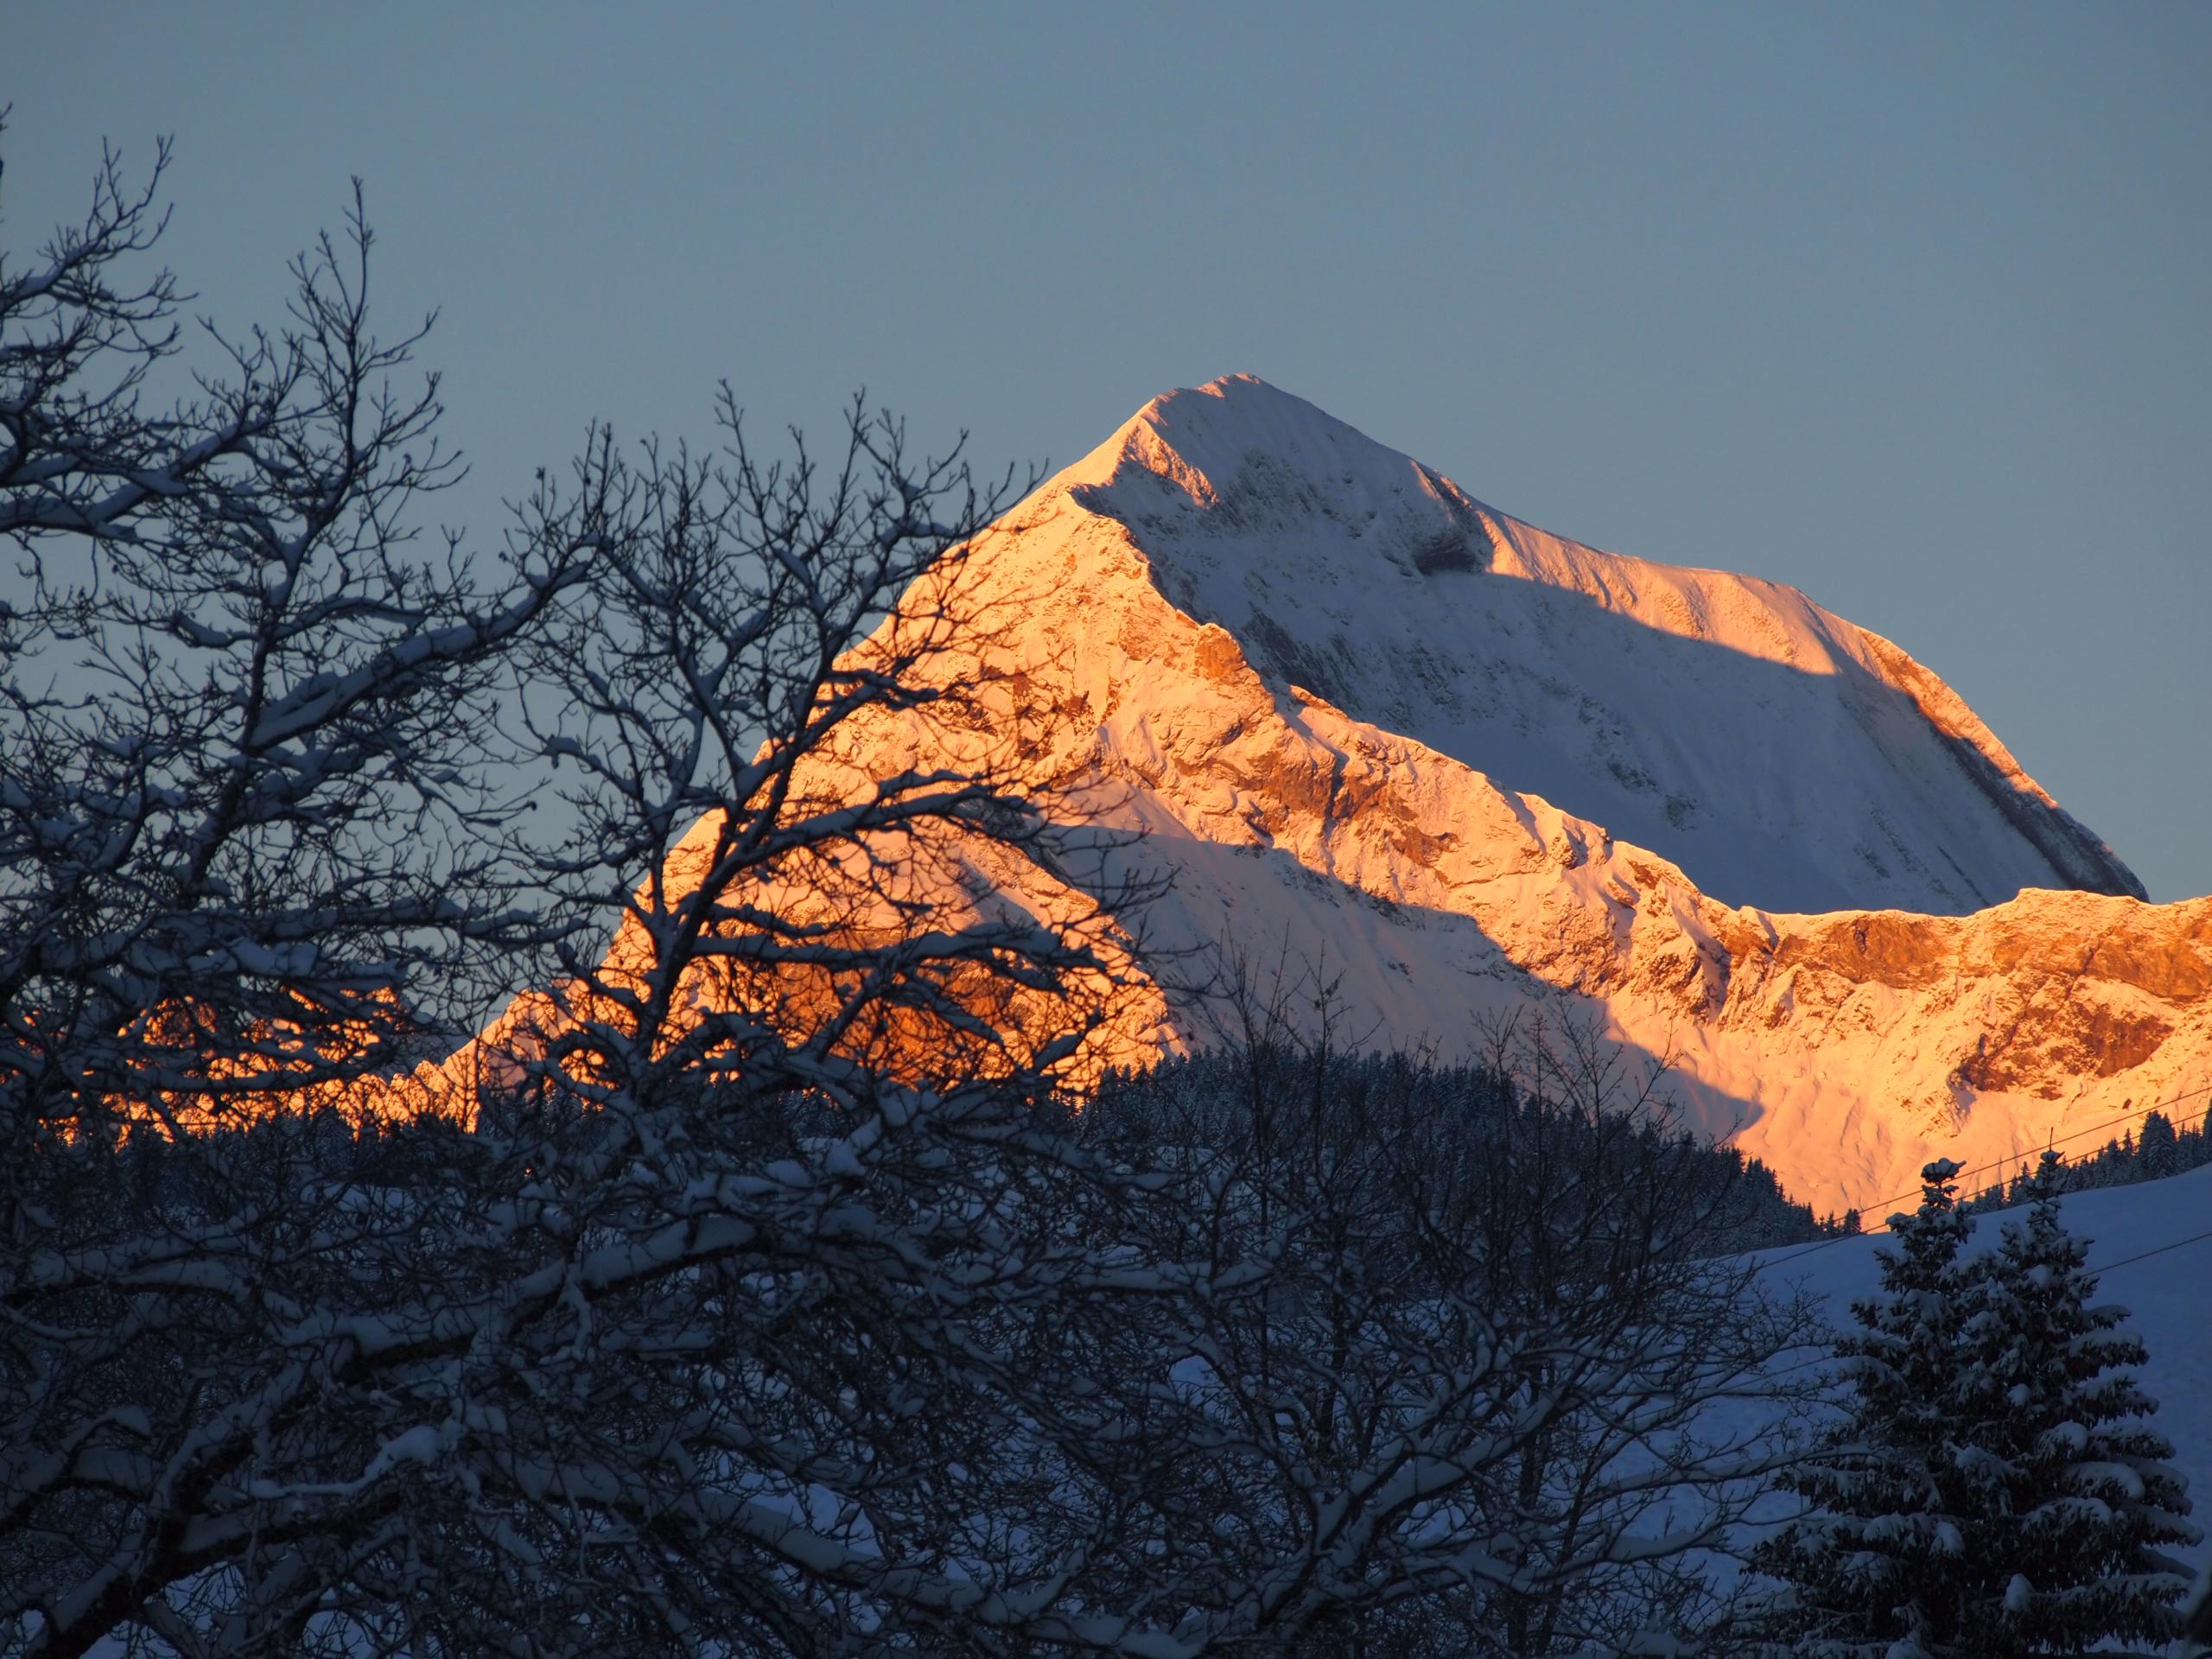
[1058, 376, 2140, 916]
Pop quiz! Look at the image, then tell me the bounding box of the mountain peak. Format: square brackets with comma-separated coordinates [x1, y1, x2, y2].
[1058, 375, 1496, 584]
[1015, 378, 2141, 916]
[474, 383, 2190, 1215]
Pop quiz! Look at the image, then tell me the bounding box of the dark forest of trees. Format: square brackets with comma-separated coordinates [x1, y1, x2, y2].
[1967, 1105, 2212, 1217]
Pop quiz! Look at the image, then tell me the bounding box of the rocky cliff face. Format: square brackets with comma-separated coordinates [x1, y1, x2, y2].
[780, 375, 2203, 1214]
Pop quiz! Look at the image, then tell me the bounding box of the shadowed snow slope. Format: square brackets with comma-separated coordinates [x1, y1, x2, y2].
[502, 376, 2204, 1216]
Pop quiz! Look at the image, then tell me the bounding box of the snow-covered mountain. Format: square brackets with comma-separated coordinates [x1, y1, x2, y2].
[763, 374, 2206, 1214]
[474, 374, 2205, 1217]
[1059, 376, 2139, 917]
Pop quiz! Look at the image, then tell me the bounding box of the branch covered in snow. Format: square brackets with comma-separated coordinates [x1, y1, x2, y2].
[2, 131, 589, 1143]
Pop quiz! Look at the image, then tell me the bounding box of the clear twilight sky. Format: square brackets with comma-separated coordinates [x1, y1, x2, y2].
[10, 4, 2209, 899]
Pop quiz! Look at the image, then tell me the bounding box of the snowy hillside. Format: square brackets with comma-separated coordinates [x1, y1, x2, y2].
[1063, 376, 2140, 916]
[1755, 1163, 2212, 1580]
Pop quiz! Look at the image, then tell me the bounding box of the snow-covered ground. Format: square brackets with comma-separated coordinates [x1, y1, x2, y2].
[1752, 1161, 2212, 1579]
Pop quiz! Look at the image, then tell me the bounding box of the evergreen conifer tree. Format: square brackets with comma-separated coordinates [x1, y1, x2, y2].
[1751, 1159, 1982, 1656]
[1952, 1151, 2197, 1655]
[2137, 1110, 2181, 1179]
[1755, 1154, 2199, 1657]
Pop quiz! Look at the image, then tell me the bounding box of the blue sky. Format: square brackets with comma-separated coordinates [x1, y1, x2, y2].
[10, 3, 2208, 897]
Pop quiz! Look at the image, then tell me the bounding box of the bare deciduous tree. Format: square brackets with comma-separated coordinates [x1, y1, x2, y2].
[1, 120, 587, 1155]
[4, 130, 1818, 1659]
[1085, 981, 1823, 1656]
[2, 128, 1171, 1657]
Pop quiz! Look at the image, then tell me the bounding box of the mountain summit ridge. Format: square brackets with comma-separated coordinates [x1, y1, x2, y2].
[1034, 374, 2139, 916]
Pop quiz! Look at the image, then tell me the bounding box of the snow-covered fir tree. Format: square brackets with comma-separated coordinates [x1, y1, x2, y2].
[1752, 1154, 2197, 1657]
[1751, 1158, 1983, 1657]
[1950, 1150, 2197, 1655]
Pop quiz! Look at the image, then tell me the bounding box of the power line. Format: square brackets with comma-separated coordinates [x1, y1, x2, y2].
[2088, 1224, 2212, 1278]
[1857, 1082, 2211, 1226]
[1919, 1082, 2212, 1214]
[1758, 1176, 2212, 1284]
[1745, 1229, 2212, 1389]
[1751, 1078, 2212, 1276]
